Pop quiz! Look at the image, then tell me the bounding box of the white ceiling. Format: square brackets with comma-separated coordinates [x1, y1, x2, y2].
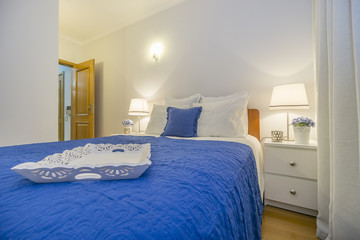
[59, 0, 187, 45]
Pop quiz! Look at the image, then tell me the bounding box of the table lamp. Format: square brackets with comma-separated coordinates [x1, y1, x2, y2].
[128, 98, 149, 133]
[269, 83, 309, 140]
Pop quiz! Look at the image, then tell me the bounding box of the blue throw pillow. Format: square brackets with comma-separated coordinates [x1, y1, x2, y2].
[161, 107, 202, 137]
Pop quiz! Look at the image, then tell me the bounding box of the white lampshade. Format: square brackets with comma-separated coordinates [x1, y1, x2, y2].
[269, 83, 309, 110]
[128, 98, 149, 116]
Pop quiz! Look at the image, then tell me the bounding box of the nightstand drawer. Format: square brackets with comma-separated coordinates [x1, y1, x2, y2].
[264, 146, 317, 179]
[265, 174, 317, 210]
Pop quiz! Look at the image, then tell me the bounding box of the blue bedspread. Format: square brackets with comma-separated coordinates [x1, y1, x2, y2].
[0, 136, 263, 240]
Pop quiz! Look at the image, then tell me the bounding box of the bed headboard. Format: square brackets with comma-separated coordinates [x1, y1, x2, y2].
[248, 109, 260, 141]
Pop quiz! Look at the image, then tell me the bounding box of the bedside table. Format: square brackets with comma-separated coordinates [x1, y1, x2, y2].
[264, 139, 318, 216]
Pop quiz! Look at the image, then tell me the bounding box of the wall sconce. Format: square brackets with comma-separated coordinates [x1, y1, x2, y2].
[150, 43, 163, 61]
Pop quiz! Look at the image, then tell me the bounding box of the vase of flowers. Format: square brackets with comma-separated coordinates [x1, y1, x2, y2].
[122, 119, 134, 134]
[291, 117, 315, 144]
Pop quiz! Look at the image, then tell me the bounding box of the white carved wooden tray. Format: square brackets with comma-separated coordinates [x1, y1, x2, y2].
[12, 143, 151, 183]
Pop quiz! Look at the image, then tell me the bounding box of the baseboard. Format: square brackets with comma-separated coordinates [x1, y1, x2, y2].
[264, 199, 318, 217]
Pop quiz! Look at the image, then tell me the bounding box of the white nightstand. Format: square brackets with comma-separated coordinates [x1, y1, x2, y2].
[264, 139, 318, 216]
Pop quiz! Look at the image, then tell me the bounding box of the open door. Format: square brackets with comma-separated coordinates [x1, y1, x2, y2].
[71, 59, 95, 140]
[59, 59, 95, 140]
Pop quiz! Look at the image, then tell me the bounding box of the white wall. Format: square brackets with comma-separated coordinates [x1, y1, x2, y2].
[64, 0, 315, 139]
[122, 0, 315, 139]
[0, 0, 59, 147]
[59, 36, 84, 63]
[83, 30, 127, 136]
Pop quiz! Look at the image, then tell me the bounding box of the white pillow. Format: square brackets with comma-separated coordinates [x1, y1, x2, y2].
[200, 92, 248, 103]
[193, 96, 249, 138]
[164, 93, 201, 107]
[145, 104, 168, 135]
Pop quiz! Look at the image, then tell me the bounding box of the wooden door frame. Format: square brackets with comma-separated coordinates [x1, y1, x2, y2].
[58, 72, 65, 141]
[59, 59, 76, 68]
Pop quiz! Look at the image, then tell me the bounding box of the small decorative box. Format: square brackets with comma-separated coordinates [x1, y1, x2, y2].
[271, 130, 283, 142]
[12, 143, 151, 183]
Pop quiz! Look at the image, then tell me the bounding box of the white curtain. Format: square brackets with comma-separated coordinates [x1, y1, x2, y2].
[314, 0, 360, 239]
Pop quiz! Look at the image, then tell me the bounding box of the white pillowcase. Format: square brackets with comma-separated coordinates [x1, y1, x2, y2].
[194, 96, 249, 138]
[200, 92, 248, 103]
[164, 93, 201, 107]
[145, 104, 168, 135]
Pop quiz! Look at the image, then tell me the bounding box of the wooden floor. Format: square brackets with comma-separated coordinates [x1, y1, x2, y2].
[261, 206, 319, 240]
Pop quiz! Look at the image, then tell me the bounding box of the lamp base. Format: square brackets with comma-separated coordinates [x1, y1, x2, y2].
[138, 115, 141, 133]
[284, 111, 295, 141]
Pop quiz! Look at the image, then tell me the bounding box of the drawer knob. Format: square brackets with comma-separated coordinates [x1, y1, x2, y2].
[289, 161, 296, 166]
[290, 189, 296, 195]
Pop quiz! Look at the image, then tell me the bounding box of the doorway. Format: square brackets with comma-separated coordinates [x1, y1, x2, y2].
[58, 65, 74, 141]
[58, 59, 95, 140]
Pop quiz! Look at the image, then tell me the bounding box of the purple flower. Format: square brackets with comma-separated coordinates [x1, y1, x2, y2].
[122, 119, 134, 126]
[291, 116, 315, 127]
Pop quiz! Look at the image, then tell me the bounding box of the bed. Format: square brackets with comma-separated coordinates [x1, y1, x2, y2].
[0, 109, 263, 240]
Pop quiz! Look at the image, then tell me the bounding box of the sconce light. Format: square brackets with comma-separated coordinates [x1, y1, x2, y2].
[150, 43, 163, 61]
